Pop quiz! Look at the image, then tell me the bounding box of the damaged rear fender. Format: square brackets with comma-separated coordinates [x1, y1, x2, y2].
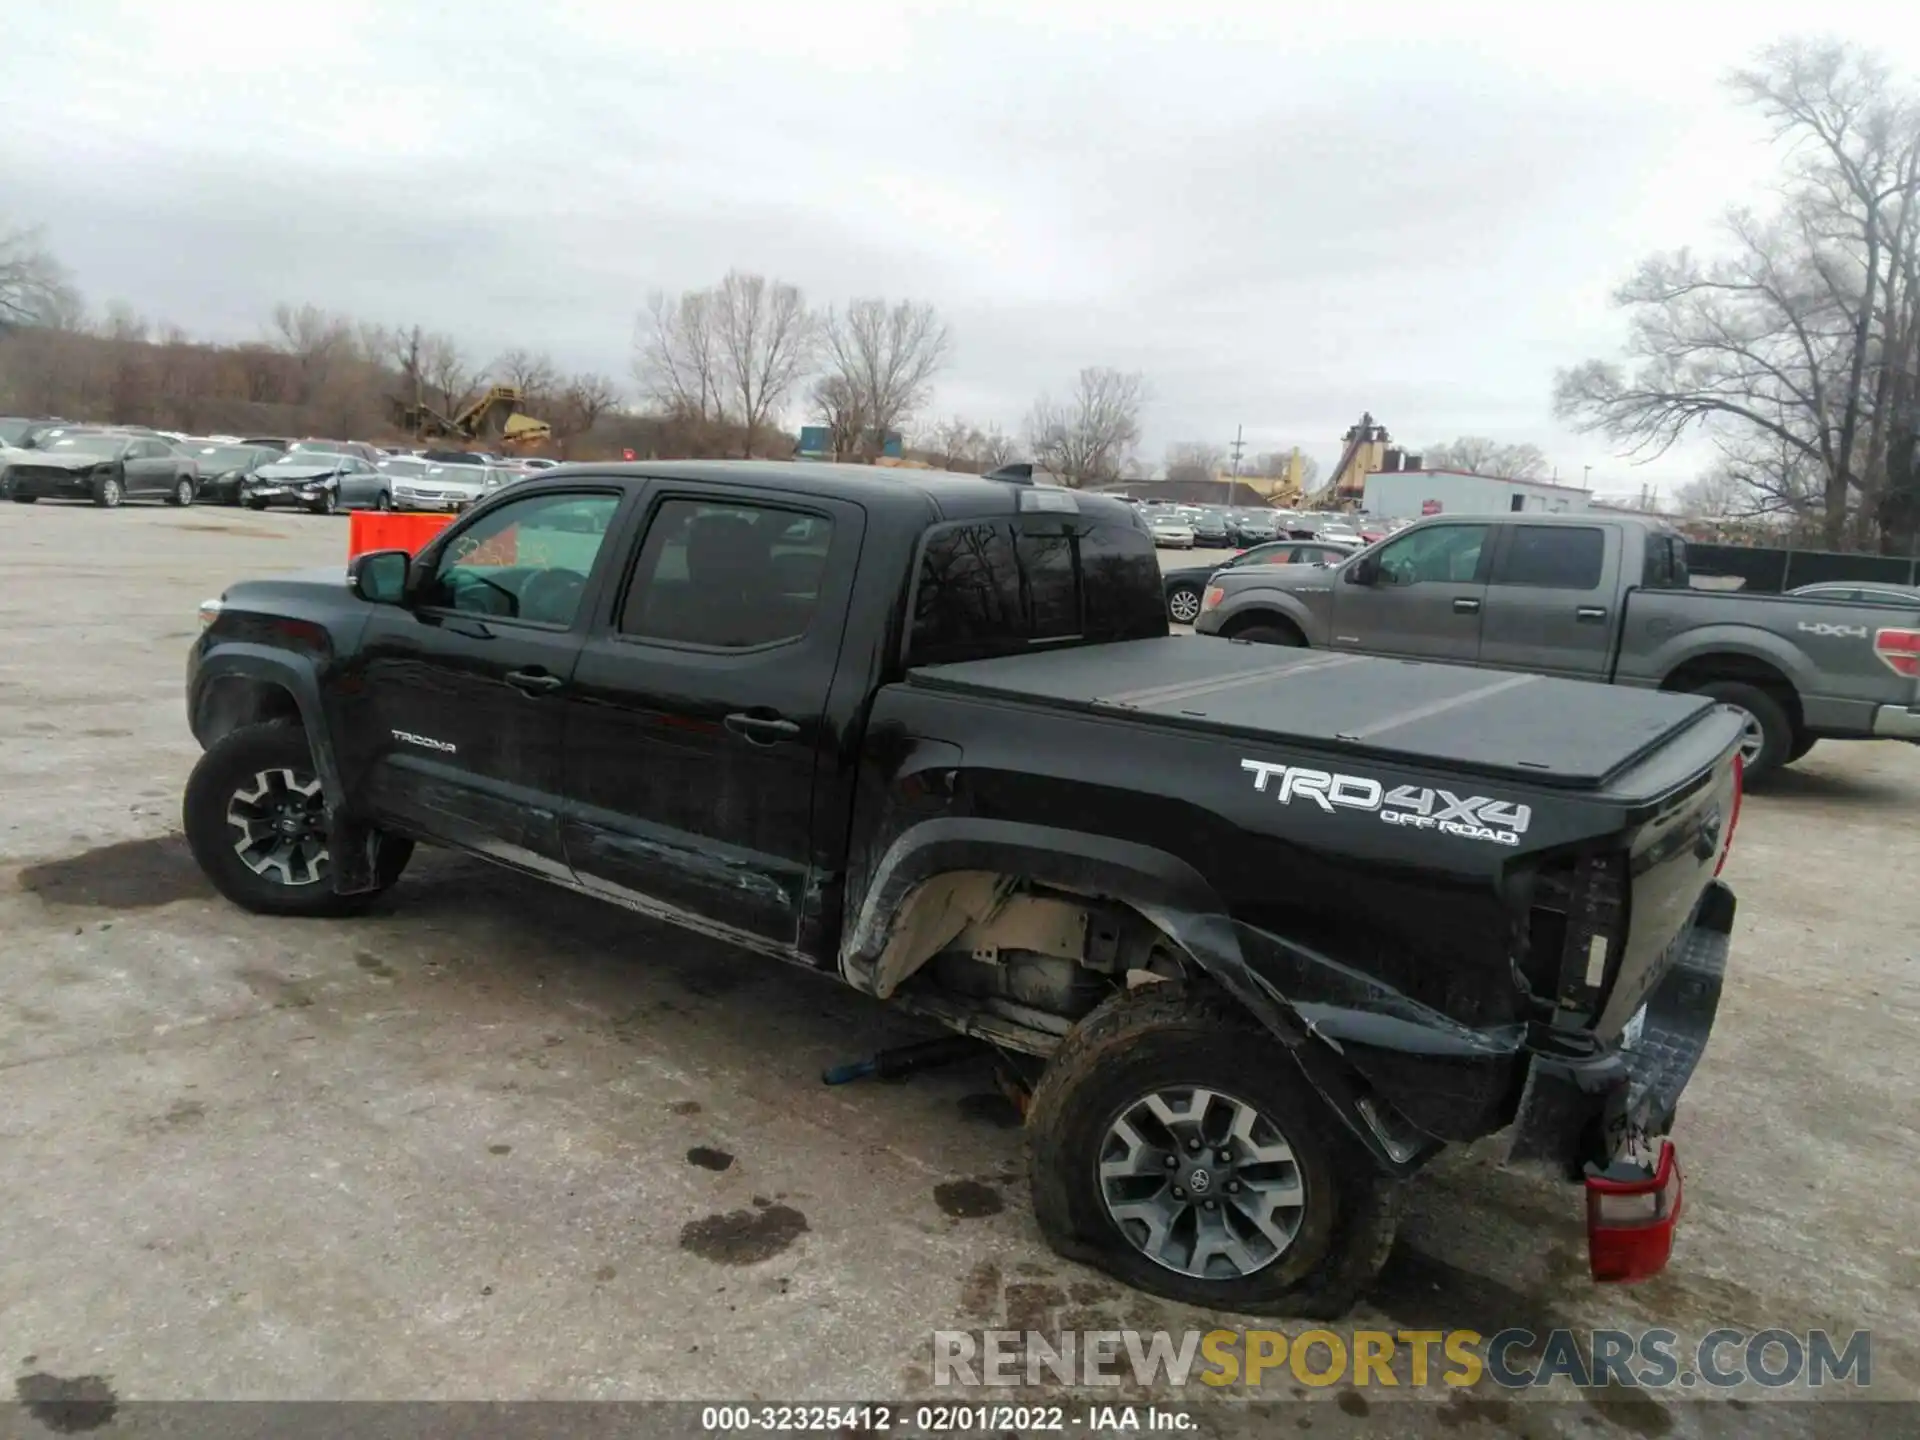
[838, 817, 1441, 1175]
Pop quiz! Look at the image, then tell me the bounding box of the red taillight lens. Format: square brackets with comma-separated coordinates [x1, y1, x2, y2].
[1587, 1140, 1683, 1283]
[1202, 586, 1225, 612]
[1715, 751, 1743, 877]
[1875, 627, 1920, 678]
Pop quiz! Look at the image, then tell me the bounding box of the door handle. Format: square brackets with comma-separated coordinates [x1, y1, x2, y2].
[725, 711, 801, 745]
[1452, 597, 1481, 614]
[1576, 606, 1608, 623]
[504, 669, 565, 696]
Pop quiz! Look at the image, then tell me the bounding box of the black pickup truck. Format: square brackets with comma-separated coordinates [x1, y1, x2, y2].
[184, 462, 1744, 1314]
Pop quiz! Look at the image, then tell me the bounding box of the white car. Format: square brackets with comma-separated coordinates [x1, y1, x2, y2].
[1147, 517, 1196, 549]
[390, 463, 494, 512]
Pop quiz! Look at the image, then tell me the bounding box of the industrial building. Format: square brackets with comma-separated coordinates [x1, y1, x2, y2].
[1360, 466, 1593, 520]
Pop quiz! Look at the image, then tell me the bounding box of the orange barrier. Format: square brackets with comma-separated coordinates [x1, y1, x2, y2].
[348, 511, 456, 559]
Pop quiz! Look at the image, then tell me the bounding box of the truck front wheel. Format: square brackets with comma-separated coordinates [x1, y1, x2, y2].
[183, 721, 412, 916]
[1026, 986, 1399, 1317]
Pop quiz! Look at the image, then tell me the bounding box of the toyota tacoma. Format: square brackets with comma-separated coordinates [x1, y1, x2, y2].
[184, 462, 1744, 1314]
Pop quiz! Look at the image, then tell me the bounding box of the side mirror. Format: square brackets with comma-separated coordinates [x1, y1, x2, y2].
[1346, 555, 1379, 586]
[349, 549, 412, 605]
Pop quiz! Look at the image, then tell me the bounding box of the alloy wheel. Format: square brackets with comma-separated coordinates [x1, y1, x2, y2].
[99, 477, 122, 507]
[226, 767, 329, 886]
[1168, 588, 1202, 624]
[176, 479, 195, 506]
[1098, 1085, 1306, 1280]
[1733, 708, 1766, 765]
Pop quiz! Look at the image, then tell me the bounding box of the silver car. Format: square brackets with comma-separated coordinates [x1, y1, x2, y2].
[389, 463, 500, 513]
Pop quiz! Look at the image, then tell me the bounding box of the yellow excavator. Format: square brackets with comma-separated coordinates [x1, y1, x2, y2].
[392, 385, 551, 446]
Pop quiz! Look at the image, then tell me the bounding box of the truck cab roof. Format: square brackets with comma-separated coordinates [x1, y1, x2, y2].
[536, 459, 1141, 528]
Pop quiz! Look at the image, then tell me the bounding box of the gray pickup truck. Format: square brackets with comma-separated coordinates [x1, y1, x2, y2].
[1194, 511, 1920, 779]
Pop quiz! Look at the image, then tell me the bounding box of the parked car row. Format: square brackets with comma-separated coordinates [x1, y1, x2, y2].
[1, 413, 556, 514]
[1131, 498, 1402, 551]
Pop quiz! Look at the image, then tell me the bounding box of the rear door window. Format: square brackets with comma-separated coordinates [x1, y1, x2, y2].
[620, 498, 833, 650]
[1492, 525, 1605, 589]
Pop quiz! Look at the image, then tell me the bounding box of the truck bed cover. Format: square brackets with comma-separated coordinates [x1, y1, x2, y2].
[908, 636, 1719, 791]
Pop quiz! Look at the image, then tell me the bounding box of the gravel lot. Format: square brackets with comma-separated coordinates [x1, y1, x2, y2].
[1, 501, 1915, 1436]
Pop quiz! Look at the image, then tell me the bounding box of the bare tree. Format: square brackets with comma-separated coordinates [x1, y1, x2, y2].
[819, 298, 950, 457]
[1026, 368, 1148, 487]
[270, 302, 357, 405]
[811, 373, 868, 460]
[706, 271, 816, 456]
[421, 333, 480, 417]
[554, 372, 620, 440]
[634, 289, 725, 425]
[1164, 440, 1226, 486]
[492, 347, 560, 404]
[0, 224, 79, 330]
[977, 425, 1019, 470]
[925, 416, 987, 469]
[1555, 40, 1920, 549]
[1421, 436, 1551, 479]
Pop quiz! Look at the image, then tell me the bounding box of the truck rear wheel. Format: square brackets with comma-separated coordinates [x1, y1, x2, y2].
[183, 721, 412, 917]
[1027, 986, 1399, 1317]
[1688, 680, 1792, 781]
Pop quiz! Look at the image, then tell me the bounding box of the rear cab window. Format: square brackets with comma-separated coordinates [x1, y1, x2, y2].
[909, 514, 1167, 667]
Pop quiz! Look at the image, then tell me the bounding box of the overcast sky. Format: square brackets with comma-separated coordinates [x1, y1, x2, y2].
[7, 3, 1917, 492]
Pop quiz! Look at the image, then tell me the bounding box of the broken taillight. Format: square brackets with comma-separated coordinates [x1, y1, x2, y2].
[1874, 627, 1920, 677]
[1587, 1140, 1683, 1283]
[1715, 752, 1743, 877]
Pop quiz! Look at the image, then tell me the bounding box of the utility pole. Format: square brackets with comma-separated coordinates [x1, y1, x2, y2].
[1227, 425, 1245, 506]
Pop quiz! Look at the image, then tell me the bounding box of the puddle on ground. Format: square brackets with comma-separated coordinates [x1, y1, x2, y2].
[679, 1205, 808, 1265]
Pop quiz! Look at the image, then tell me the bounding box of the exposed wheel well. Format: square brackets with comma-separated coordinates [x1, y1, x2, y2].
[864, 871, 1197, 1055]
[1220, 610, 1307, 644]
[194, 676, 302, 749]
[1660, 653, 1803, 734]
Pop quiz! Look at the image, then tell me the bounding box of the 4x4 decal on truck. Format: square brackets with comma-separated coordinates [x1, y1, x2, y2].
[1241, 759, 1532, 846]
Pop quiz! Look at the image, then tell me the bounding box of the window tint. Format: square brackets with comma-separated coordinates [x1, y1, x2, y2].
[1374, 525, 1489, 585]
[420, 491, 619, 627]
[910, 518, 1164, 665]
[1493, 525, 1605, 589]
[620, 499, 831, 649]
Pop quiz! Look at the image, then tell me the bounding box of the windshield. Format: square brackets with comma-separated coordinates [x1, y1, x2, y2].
[290, 441, 348, 455]
[46, 434, 128, 459]
[263, 454, 340, 472]
[0, 419, 32, 445]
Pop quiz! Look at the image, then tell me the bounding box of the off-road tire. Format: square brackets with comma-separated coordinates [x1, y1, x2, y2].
[183, 721, 411, 917]
[1226, 621, 1306, 647]
[1027, 985, 1401, 1318]
[1688, 680, 1793, 782]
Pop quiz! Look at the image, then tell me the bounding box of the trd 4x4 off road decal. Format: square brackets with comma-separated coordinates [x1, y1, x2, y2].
[1240, 759, 1531, 846]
